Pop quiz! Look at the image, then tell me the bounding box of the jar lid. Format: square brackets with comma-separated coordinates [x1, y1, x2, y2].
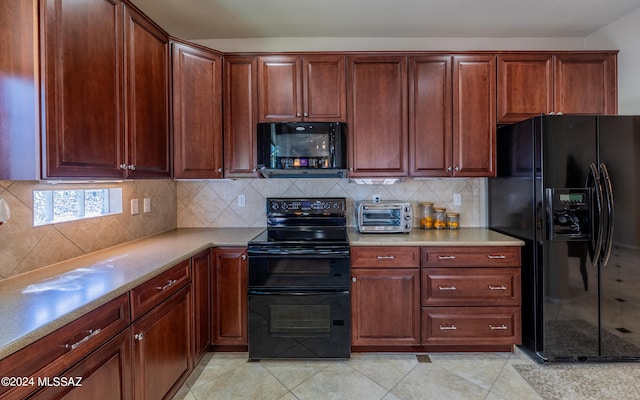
[433, 207, 446, 212]
[419, 202, 433, 206]
[446, 212, 459, 217]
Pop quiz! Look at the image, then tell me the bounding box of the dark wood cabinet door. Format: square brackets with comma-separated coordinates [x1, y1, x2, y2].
[191, 249, 212, 363]
[302, 55, 346, 121]
[409, 55, 452, 177]
[123, 5, 171, 178]
[212, 248, 248, 345]
[258, 55, 301, 122]
[554, 52, 617, 115]
[224, 56, 259, 177]
[347, 55, 408, 177]
[42, 0, 124, 178]
[30, 329, 133, 400]
[172, 41, 223, 178]
[452, 54, 496, 177]
[497, 53, 554, 123]
[132, 286, 192, 400]
[351, 268, 421, 346]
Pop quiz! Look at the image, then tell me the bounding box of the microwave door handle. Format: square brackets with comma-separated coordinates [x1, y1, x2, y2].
[587, 163, 605, 268]
[599, 162, 615, 267]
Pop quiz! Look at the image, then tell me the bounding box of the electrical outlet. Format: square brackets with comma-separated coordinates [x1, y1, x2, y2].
[373, 194, 381, 203]
[131, 199, 139, 215]
[238, 194, 246, 208]
[453, 193, 462, 206]
[143, 198, 151, 213]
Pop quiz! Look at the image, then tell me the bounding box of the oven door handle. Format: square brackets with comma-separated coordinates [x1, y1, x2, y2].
[248, 290, 349, 296]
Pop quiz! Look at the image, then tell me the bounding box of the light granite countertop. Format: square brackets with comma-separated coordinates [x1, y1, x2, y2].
[348, 227, 525, 247]
[0, 228, 263, 360]
[0, 227, 522, 360]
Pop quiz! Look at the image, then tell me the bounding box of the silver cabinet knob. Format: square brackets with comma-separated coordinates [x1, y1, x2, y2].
[119, 163, 128, 170]
[217, 168, 223, 173]
[134, 333, 144, 341]
[351, 277, 357, 283]
[129, 164, 136, 171]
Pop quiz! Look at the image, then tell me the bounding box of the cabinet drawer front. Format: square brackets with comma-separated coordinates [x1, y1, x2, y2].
[0, 294, 130, 400]
[422, 268, 520, 306]
[351, 246, 420, 267]
[422, 307, 521, 346]
[131, 259, 191, 320]
[422, 246, 520, 267]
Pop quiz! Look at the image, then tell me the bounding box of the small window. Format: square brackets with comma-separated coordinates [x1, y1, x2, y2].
[33, 187, 123, 226]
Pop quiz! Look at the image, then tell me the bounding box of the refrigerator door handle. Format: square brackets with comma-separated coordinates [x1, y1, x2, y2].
[587, 162, 605, 268]
[599, 162, 615, 267]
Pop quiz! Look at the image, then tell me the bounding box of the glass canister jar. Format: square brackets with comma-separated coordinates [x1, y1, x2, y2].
[433, 207, 447, 229]
[447, 212, 460, 230]
[419, 202, 434, 229]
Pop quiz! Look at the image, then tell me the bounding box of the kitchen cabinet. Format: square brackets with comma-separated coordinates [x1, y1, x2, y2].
[172, 41, 223, 179]
[223, 56, 259, 177]
[130, 260, 192, 400]
[258, 55, 346, 122]
[409, 54, 496, 177]
[212, 248, 248, 347]
[30, 329, 133, 400]
[0, 294, 131, 400]
[123, 5, 171, 178]
[347, 55, 408, 177]
[497, 52, 617, 123]
[350, 247, 421, 347]
[421, 246, 521, 350]
[191, 249, 212, 363]
[39, 0, 170, 179]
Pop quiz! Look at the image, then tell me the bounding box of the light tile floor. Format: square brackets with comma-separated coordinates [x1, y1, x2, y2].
[172, 348, 545, 400]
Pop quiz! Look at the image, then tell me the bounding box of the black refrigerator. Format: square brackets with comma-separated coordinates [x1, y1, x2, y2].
[489, 115, 640, 362]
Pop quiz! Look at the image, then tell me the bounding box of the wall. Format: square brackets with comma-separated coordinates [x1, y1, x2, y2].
[0, 180, 177, 279]
[177, 178, 485, 229]
[586, 7, 640, 114]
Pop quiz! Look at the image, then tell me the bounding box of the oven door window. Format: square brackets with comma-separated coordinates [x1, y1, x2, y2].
[270, 305, 330, 335]
[248, 256, 350, 289]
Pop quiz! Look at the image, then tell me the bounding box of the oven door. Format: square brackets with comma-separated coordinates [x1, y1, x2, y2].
[248, 290, 350, 359]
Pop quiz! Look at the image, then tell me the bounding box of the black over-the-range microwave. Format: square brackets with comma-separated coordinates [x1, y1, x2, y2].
[256, 122, 346, 178]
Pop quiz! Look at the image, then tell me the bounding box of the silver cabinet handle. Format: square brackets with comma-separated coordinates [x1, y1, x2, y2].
[487, 255, 507, 259]
[128, 164, 136, 171]
[377, 255, 395, 260]
[119, 163, 128, 170]
[64, 328, 101, 350]
[488, 285, 508, 290]
[438, 285, 457, 291]
[134, 333, 144, 341]
[437, 255, 456, 260]
[489, 324, 508, 330]
[438, 324, 457, 330]
[157, 279, 177, 291]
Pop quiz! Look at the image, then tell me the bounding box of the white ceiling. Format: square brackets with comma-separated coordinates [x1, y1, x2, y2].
[129, 0, 640, 41]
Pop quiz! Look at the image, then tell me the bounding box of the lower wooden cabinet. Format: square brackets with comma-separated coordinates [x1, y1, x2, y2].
[132, 285, 192, 400]
[30, 329, 133, 400]
[212, 247, 248, 346]
[350, 247, 421, 347]
[192, 249, 212, 363]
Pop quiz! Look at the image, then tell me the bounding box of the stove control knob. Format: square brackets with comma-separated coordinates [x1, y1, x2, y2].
[271, 203, 279, 209]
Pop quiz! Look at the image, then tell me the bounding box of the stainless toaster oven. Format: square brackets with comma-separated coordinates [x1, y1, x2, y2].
[356, 201, 413, 233]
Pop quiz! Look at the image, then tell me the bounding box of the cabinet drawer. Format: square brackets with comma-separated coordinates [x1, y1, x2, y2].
[0, 294, 130, 400]
[421, 268, 520, 306]
[351, 246, 420, 268]
[422, 306, 521, 346]
[131, 259, 191, 320]
[421, 246, 520, 267]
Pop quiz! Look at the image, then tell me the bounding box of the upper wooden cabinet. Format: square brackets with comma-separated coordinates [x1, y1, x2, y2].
[172, 41, 223, 179]
[41, 0, 125, 179]
[409, 54, 496, 177]
[347, 55, 408, 177]
[123, 5, 171, 178]
[38, 0, 171, 179]
[497, 52, 617, 123]
[258, 55, 346, 122]
[224, 56, 259, 177]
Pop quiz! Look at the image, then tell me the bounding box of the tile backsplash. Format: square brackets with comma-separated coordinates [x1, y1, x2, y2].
[0, 177, 485, 280]
[0, 180, 176, 279]
[177, 178, 486, 229]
